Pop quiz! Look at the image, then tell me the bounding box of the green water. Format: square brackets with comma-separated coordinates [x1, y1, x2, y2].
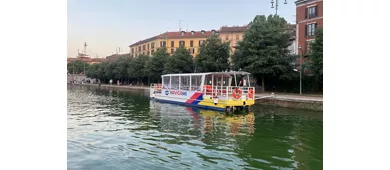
[67, 85, 323, 170]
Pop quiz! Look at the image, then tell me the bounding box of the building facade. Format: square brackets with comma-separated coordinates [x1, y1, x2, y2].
[129, 23, 297, 58]
[295, 0, 323, 56]
[129, 30, 217, 58]
[218, 25, 248, 55]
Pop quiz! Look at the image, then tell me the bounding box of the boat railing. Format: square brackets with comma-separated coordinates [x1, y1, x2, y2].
[150, 83, 163, 94]
[203, 86, 255, 100]
[151, 83, 255, 100]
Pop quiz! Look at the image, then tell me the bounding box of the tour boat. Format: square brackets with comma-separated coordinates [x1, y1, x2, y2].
[149, 71, 255, 112]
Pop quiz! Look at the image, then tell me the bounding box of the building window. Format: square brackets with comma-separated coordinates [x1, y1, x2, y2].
[143, 45, 146, 51]
[131, 48, 134, 54]
[151, 42, 155, 49]
[225, 35, 229, 41]
[171, 41, 174, 48]
[236, 34, 240, 40]
[199, 40, 205, 46]
[160, 41, 166, 47]
[147, 44, 150, 50]
[138, 46, 141, 52]
[143, 52, 145, 55]
[171, 48, 174, 54]
[308, 6, 317, 19]
[151, 50, 154, 55]
[179, 40, 185, 47]
[147, 51, 150, 56]
[190, 40, 194, 47]
[189, 48, 195, 55]
[306, 23, 317, 37]
[306, 6, 317, 19]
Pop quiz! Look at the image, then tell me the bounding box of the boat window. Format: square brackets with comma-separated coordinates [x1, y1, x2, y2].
[180, 76, 190, 91]
[163, 76, 170, 89]
[205, 75, 212, 85]
[218, 76, 231, 87]
[191, 75, 202, 91]
[171, 76, 180, 90]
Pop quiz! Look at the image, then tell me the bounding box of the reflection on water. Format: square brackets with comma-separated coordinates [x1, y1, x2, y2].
[68, 85, 323, 170]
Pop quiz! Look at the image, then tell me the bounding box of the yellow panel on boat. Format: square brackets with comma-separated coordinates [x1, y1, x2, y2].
[198, 98, 255, 109]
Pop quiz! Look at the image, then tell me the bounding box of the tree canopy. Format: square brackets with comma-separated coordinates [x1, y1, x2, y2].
[67, 60, 89, 74]
[232, 15, 294, 89]
[145, 47, 169, 82]
[164, 46, 194, 74]
[128, 54, 149, 80]
[195, 34, 231, 72]
[307, 28, 323, 81]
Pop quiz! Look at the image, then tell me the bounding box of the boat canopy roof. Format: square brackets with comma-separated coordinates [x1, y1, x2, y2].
[162, 71, 251, 77]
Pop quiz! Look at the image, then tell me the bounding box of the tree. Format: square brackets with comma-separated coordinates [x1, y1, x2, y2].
[86, 63, 100, 78]
[113, 56, 132, 82]
[195, 34, 231, 72]
[307, 28, 323, 81]
[128, 54, 149, 83]
[145, 47, 169, 83]
[305, 28, 323, 92]
[67, 60, 89, 74]
[232, 15, 294, 90]
[164, 46, 194, 74]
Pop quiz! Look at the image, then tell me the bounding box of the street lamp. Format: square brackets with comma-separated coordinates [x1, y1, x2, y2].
[271, 0, 288, 15]
[297, 45, 303, 95]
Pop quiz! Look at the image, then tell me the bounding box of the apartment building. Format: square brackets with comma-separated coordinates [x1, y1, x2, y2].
[295, 0, 323, 56]
[129, 30, 217, 58]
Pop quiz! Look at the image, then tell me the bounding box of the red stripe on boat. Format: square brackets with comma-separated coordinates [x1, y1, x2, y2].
[185, 92, 202, 104]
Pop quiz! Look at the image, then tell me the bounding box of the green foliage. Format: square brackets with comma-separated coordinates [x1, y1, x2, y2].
[145, 47, 169, 82]
[195, 34, 231, 72]
[113, 56, 132, 80]
[67, 60, 89, 74]
[232, 15, 294, 89]
[128, 54, 149, 79]
[164, 46, 194, 74]
[86, 63, 100, 78]
[307, 28, 323, 81]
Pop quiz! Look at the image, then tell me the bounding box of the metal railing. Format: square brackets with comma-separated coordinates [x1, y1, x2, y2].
[203, 86, 255, 100]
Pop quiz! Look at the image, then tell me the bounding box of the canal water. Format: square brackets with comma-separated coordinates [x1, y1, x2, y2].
[67, 85, 323, 170]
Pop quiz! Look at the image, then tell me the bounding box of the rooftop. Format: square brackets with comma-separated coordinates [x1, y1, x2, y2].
[219, 25, 249, 33]
[162, 71, 251, 77]
[129, 30, 215, 47]
[295, 0, 318, 5]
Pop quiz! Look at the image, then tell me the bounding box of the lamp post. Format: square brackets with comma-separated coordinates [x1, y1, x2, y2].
[271, 0, 288, 15]
[297, 45, 303, 95]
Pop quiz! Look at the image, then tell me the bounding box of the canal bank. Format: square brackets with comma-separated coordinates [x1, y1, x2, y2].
[73, 83, 323, 111]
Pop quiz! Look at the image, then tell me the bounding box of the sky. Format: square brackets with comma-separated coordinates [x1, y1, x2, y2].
[67, 0, 296, 58]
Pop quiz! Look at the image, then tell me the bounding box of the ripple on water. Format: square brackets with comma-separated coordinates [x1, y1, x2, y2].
[67, 86, 323, 170]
